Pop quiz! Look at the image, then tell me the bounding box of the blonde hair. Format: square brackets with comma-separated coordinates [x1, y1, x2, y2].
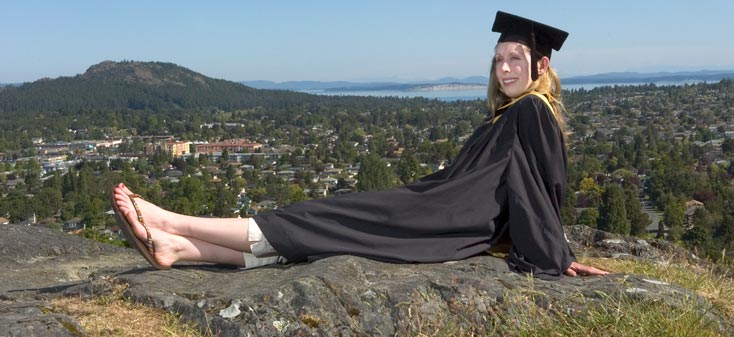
[487, 45, 567, 133]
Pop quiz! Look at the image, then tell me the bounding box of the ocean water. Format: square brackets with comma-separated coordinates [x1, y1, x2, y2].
[303, 88, 487, 101]
[303, 80, 702, 102]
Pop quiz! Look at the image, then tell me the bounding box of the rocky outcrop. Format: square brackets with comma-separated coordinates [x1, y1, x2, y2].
[0, 223, 138, 296]
[0, 301, 85, 337]
[0, 224, 730, 336]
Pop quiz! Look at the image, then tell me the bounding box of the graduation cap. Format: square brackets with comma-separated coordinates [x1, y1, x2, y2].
[491, 11, 569, 80]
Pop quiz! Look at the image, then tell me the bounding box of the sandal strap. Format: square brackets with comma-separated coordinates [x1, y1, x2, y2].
[128, 193, 155, 256]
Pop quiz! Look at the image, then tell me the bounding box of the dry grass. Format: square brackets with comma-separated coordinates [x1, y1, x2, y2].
[579, 256, 734, 321]
[52, 283, 211, 337]
[399, 256, 734, 337]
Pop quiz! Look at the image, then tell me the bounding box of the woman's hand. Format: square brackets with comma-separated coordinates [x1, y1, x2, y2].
[565, 261, 609, 277]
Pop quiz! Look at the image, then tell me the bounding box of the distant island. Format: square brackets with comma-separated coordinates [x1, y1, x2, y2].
[242, 70, 734, 92]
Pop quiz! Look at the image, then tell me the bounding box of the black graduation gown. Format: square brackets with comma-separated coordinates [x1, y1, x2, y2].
[254, 94, 576, 279]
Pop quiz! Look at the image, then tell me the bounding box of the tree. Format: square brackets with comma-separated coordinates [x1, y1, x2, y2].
[578, 177, 603, 207]
[682, 225, 711, 257]
[722, 138, 734, 156]
[577, 208, 599, 228]
[32, 187, 63, 219]
[23, 159, 43, 193]
[356, 154, 395, 192]
[211, 184, 236, 217]
[287, 184, 308, 204]
[597, 183, 630, 235]
[663, 197, 686, 241]
[560, 191, 577, 227]
[624, 187, 650, 236]
[168, 176, 209, 215]
[396, 150, 422, 184]
[1, 188, 33, 223]
[714, 214, 734, 255]
[221, 148, 230, 164]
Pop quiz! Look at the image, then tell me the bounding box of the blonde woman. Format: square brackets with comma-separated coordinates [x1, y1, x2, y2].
[112, 11, 607, 280]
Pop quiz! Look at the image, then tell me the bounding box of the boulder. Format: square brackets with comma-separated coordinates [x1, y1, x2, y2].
[97, 254, 719, 336]
[0, 223, 729, 336]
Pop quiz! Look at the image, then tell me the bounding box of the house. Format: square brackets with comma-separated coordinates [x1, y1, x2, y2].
[254, 200, 278, 212]
[62, 218, 85, 232]
[163, 169, 184, 178]
[304, 188, 328, 198]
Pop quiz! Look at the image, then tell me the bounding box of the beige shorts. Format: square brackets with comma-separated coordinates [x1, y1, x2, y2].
[243, 217, 283, 269]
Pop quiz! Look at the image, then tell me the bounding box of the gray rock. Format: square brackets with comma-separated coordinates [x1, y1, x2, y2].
[0, 224, 127, 265]
[1, 223, 731, 336]
[0, 224, 144, 335]
[0, 224, 143, 296]
[113, 254, 725, 336]
[565, 225, 700, 263]
[0, 301, 86, 337]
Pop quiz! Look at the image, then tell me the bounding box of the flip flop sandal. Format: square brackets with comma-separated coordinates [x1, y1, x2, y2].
[111, 190, 170, 270]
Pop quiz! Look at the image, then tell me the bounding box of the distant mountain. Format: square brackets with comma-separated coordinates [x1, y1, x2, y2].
[562, 70, 734, 85]
[0, 61, 312, 113]
[433, 76, 488, 85]
[244, 70, 734, 92]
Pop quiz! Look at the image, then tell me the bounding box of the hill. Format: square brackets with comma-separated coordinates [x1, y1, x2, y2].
[563, 70, 734, 85]
[0, 60, 312, 114]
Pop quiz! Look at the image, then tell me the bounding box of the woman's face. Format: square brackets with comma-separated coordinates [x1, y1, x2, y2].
[494, 42, 533, 99]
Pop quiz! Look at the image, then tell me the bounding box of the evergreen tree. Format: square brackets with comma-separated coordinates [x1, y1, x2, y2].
[722, 138, 734, 156]
[663, 196, 686, 241]
[396, 150, 422, 184]
[597, 183, 630, 235]
[682, 208, 714, 256]
[356, 153, 395, 192]
[714, 214, 734, 254]
[624, 187, 650, 236]
[560, 190, 577, 227]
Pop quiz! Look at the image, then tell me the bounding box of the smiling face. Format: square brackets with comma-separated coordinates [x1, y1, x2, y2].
[493, 42, 534, 99]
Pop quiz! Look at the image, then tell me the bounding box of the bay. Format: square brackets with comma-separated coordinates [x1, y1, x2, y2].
[303, 79, 703, 102]
[301, 88, 487, 101]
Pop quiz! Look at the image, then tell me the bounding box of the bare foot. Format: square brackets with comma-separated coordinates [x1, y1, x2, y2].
[113, 183, 182, 235]
[139, 227, 186, 267]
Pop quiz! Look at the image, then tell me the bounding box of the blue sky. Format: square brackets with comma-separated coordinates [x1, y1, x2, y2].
[2, 1, 733, 83]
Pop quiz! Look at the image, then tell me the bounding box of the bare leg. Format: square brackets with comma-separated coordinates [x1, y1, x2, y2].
[113, 183, 251, 252]
[138, 227, 246, 267]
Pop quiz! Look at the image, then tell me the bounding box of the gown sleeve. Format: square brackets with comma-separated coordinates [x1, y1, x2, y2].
[504, 96, 575, 280]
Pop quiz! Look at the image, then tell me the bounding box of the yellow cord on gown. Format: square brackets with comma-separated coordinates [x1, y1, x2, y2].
[492, 91, 556, 124]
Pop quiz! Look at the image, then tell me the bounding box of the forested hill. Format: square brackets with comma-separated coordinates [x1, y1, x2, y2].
[0, 60, 316, 113]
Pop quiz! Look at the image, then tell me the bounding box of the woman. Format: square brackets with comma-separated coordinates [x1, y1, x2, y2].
[112, 11, 607, 280]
